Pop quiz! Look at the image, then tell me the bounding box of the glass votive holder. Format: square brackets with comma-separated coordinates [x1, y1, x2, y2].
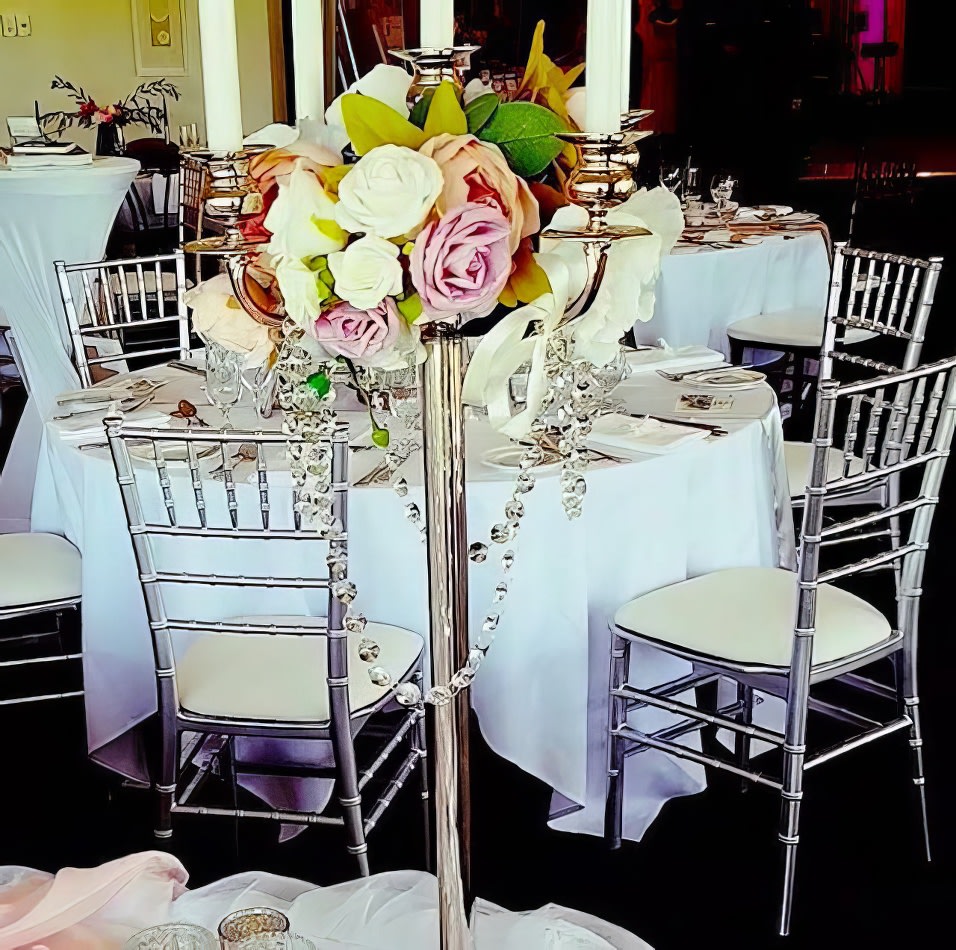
[123, 923, 218, 950]
[218, 908, 290, 949]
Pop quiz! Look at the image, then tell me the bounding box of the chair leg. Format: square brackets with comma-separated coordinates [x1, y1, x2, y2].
[897, 650, 931, 861]
[413, 673, 432, 872]
[605, 632, 629, 849]
[155, 719, 176, 839]
[734, 682, 754, 793]
[777, 747, 805, 936]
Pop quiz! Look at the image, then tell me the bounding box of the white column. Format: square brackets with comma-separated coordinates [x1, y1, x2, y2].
[292, 0, 326, 119]
[585, 0, 626, 133]
[420, 0, 455, 49]
[197, 0, 244, 152]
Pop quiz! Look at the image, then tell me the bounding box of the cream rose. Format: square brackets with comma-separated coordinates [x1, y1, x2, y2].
[265, 160, 347, 261]
[327, 234, 404, 310]
[335, 144, 443, 239]
[184, 274, 275, 369]
[419, 133, 540, 252]
[275, 257, 325, 328]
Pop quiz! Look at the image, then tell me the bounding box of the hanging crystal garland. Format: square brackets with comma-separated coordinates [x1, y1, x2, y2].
[273, 310, 628, 710]
[352, 330, 630, 708]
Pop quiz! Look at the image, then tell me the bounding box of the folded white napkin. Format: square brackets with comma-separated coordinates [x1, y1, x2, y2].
[624, 345, 724, 375]
[55, 408, 171, 442]
[591, 413, 709, 455]
[734, 205, 793, 221]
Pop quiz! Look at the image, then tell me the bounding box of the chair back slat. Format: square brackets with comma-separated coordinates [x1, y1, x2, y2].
[54, 251, 189, 387]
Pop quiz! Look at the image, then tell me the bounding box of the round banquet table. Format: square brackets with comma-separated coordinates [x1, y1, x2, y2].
[0, 157, 138, 532]
[31, 354, 794, 843]
[640, 231, 831, 355]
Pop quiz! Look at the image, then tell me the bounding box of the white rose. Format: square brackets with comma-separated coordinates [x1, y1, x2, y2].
[265, 160, 347, 261]
[275, 257, 324, 328]
[328, 235, 404, 310]
[184, 274, 275, 369]
[335, 144, 443, 239]
[325, 63, 413, 134]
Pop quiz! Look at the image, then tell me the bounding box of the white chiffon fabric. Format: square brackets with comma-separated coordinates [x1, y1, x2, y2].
[0, 157, 138, 531]
[640, 233, 831, 355]
[0, 853, 653, 949]
[32, 360, 792, 843]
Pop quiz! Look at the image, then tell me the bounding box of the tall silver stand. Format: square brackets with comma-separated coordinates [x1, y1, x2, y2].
[419, 321, 472, 949]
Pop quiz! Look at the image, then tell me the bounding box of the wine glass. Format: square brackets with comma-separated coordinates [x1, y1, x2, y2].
[659, 162, 683, 196]
[682, 165, 701, 209]
[710, 170, 739, 216]
[202, 337, 243, 428]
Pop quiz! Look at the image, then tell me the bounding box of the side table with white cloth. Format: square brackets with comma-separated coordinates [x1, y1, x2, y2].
[638, 229, 832, 356]
[0, 157, 139, 532]
[31, 347, 793, 843]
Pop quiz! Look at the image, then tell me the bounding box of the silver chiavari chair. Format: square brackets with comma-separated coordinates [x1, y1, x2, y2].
[55, 250, 190, 388]
[105, 417, 429, 875]
[606, 355, 956, 935]
[787, 246, 943, 575]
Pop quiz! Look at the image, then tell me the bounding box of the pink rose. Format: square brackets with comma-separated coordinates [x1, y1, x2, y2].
[419, 134, 540, 253]
[312, 298, 400, 363]
[410, 203, 513, 321]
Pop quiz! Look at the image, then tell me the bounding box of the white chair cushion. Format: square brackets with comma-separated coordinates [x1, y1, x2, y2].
[614, 567, 892, 668]
[727, 307, 878, 349]
[177, 617, 424, 723]
[0, 533, 81, 609]
[784, 440, 866, 496]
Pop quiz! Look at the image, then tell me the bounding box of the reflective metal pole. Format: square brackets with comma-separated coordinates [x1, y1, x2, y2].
[419, 322, 472, 949]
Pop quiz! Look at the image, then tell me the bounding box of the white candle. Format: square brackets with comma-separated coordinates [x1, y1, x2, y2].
[585, 0, 625, 133]
[621, 1, 632, 114]
[198, 0, 244, 152]
[292, 0, 325, 119]
[420, 0, 455, 50]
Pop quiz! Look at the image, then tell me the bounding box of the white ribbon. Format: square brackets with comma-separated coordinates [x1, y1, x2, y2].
[462, 252, 571, 439]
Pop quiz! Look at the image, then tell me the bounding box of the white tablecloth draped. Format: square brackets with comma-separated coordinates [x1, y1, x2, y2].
[31, 359, 792, 841]
[638, 233, 831, 355]
[0, 157, 138, 531]
[0, 853, 654, 949]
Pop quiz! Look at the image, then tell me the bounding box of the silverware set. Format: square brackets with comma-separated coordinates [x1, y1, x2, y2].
[656, 364, 753, 382]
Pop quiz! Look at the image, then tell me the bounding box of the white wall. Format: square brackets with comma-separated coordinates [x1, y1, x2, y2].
[0, 0, 275, 152]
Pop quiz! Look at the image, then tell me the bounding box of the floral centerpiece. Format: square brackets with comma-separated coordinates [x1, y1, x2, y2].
[188, 22, 682, 448]
[36, 75, 179, 154]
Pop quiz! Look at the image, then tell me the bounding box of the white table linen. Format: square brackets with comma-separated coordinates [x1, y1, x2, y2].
[32, 359, 792, 841]
[0, 157, 138, 531]
[639, 232, 831, 355]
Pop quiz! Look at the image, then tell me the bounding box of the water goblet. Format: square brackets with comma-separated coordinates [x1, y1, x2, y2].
[682, 165, 701, 208]
[710, 170, 739, 217]
[202, 337, 243, 429]
[659, 162, 683, 197]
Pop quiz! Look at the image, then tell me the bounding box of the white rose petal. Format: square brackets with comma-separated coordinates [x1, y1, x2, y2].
[327, 235, 404, 311]
[335, 144, 443, 239]
[265, 160, 346, 261]
[325, 63, 413, 130]
[275, 257, 324, 327]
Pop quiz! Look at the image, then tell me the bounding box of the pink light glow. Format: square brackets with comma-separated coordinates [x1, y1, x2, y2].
[858, 0, 886, 91]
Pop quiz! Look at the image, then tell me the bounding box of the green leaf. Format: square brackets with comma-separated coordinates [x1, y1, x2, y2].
[371, 425, 390, 448]
[396, 293, 423, 324]
[465, 94, 499, 134]
[423, 81, 467, 138]
[408, 91, 433, 130]
[477, 101, 567, 177]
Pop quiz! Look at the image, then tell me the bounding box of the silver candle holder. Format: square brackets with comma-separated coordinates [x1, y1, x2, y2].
[389, 46, 480, 106]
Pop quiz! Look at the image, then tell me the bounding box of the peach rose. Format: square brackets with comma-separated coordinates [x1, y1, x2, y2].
[419, 133, 540, 253]
[248, 141, 341, 192]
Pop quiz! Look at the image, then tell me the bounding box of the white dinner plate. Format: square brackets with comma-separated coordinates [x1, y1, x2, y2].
[778, 211, 820, 225]
[685, 368, 767, 390]
[129, 442, 218, 462]
[481, 446, 562, 471]
[734, 204, 794, 221]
